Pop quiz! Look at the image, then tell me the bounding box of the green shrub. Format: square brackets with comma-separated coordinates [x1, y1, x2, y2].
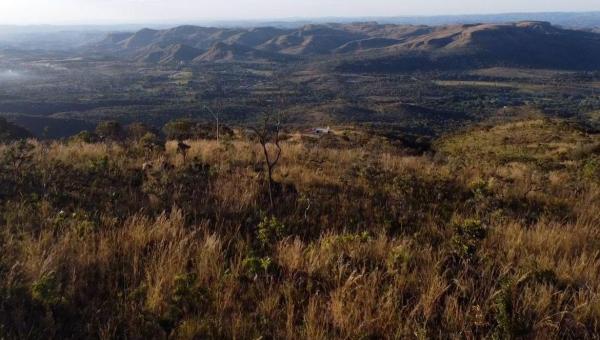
[95, 121, 124, 142]
[242, 256, 276, 277]
[126, 122, 154, 141]
[69, 130, 98, 143]
[493, 277, 533, 339]
[31, 272, 64, 306]
[582, 157, 599, 181]
[163, 119, 196, 141]
[451, 219, 487, 260]
[469, 177, 494, 198]
[323, 231, 372, 251]
[386, 245, 412, 273]
[51, 209, 97, 236]
[160, 273, 207, 335]
[139, 132, 164, 152]
[86, 155, 109, 172]
[257, 216, 286, 249]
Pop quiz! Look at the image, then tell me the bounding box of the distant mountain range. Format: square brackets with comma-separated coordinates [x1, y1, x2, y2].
[3, 11, 600, 51]
[91, 21, 600, 70]
[334, 12, 600, 29]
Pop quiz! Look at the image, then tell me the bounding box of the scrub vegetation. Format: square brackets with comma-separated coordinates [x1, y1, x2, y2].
[1, 117, 599, 339]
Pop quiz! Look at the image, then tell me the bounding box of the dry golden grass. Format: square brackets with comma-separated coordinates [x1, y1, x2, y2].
[0, 118, 599, 339]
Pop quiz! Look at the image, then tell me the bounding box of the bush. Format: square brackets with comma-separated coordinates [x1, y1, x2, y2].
[242, 256, 276, 277]
[69, 130, 98, 143]
[31, 272, 64, 306]
[163, 119, 196, 141]
[493, 277, 533, 339]
[95, 121, 124, 142]
[256, 216, 287, 249]
[139, 132, 165, 152]
[450, 219, 487, 260]
[582, 157, 599, 181]
[126, 122, 155, 141]
[0, 118, 598, 338]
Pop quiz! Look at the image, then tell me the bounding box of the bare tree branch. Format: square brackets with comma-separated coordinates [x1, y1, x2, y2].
[249, 99, 285, 210]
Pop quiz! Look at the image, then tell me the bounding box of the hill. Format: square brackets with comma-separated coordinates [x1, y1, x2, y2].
[6, 12, 600, 51]
[257, 25, 365, 55]
[337, 21, 600, 71]
[93, 21, 600, 70]
[194, 42, 287, 63]
[0, 116, 32, 141]
[0, 118, 599, 338]
[96, 25, 283, 54]
[334, 38, 403, 54]
[224, 27, 289, 47]
[136, 43, 203, 64]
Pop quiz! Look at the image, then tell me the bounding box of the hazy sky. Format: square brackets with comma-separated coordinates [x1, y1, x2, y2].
[1, 0, 600, 25]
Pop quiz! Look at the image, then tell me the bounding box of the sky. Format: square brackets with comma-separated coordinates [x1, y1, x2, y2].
[1, 0, 600, 25]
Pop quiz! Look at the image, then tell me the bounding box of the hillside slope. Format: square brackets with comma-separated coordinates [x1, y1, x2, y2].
[1, 118, 599, 338]
[194, 42, 287, 62]
[0, 116, 32, 141]
[338, 21, 600, 71]
[136, 43, 203, 64]
[93, 21, 600, 69]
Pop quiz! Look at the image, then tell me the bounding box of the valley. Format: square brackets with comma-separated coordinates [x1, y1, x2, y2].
[1, 21, 600, 140]
[2, 9, 600, 339]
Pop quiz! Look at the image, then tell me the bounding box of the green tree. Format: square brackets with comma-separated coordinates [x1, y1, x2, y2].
[163, 119, 196, 141]
[140, 132, 164, 152]
[126, 122, 154, 141]
[69, 130, 99, 143]
[96, 121, 124, 142]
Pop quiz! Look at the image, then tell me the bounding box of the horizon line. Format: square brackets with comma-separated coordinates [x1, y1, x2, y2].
[2, 10, 600, 27]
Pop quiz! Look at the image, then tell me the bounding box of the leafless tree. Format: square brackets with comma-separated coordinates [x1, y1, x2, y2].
[204, 76, 225, 144]
[177, 141, 191, 163]
[250, 112, 283, 210]
[204, 105, 220, 143]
